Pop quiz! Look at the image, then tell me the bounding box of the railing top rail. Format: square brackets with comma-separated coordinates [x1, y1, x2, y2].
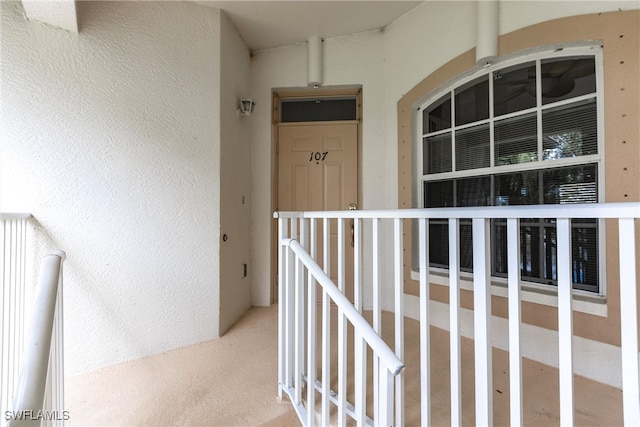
[0, 213, 33, 220]
[274, 202, 640, 220]
[283, 237, 405, 377]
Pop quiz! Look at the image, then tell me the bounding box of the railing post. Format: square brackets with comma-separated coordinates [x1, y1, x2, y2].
[321, 217, 331, 426]
[372, 217, 381, 425]
[507, 218, 523, 427]
[337, 218, 347, 426]
[472, 218, 492, 427]
[353, 217, 366, 426]
[393, 218, 404, 427]
[619, 218, 640, 425]
[557, 218, 574, 426]
[277, 217, 288, 399]
[306, 219, 317, 427]
[449, 218, 462, 427]
[418, 218, 431, 427]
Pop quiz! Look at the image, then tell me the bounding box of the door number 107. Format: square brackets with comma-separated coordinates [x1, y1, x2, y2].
[309, 151, 329, 162]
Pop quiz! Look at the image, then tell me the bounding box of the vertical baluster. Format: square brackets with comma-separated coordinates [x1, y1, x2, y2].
[557, 218, 574, 426]
[50, 264, 64, 427]
[17, 220, 25, 399]
[378, 365, 394, 427]
[295, 219, 308, 405]
[9, 220, 16, 412]
[321, 218, 331, 426]
[472, 218, 492, 427]
[285, 219, 297, 391]
[507, 218, 523, 426]
[449, 218, 461, 426]
[619, 218, 640, 425]
[278, 217, 287, 399]
[354, 331, 366, 426]
[337, 218, 347, 425]
[353, 217, 366, 425]
[418, 218, 430, 426]
[16, 218, 26, 412]
[394, 218, 404, 427]
[372, 218, 381, 423]
[307, 219, 317, 426]
[354, 217, 362, 311]
[1, 220, 6, 416]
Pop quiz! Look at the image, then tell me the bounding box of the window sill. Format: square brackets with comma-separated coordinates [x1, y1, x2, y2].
[410, 269, 607, 317]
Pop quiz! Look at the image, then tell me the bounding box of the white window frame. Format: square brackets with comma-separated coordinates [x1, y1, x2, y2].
[412, 44, 607, 311]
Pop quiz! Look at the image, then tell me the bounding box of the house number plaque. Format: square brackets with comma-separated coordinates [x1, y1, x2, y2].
[309, 151, 329, 163]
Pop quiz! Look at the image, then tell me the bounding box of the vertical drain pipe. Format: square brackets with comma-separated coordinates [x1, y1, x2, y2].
[307, 35, 323, 88]
[476, 0, 499, 66]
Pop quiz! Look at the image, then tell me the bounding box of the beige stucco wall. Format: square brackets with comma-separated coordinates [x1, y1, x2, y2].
[397, 10, 640, 347]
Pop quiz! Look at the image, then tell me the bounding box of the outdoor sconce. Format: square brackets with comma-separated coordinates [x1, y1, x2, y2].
[239, 98, 256, 117]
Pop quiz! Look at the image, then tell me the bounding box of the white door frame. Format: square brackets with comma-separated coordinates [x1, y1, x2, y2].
[270, 86, 363, 303]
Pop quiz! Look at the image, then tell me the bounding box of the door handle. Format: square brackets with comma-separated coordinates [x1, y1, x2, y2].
[349, 203, 357, 247]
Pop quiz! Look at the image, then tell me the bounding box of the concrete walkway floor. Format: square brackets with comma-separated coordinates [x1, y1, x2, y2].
[65, 305, 622, 426]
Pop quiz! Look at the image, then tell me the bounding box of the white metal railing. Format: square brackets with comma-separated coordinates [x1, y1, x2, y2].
[1, 214, 31, 426]
[275, 202, 640, 426]
[1, 214, 66, 427]
[276, 218, 405, 426]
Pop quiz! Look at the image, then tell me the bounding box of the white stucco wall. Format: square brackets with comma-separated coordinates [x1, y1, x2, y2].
[0, 1, 223, 373]
[219, 11, 252, 334]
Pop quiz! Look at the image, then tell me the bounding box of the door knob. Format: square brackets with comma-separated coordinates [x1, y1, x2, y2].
[349, 203, 357, 247]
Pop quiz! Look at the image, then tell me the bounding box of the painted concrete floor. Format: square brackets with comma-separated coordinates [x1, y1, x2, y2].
[65, 305, 622, 426]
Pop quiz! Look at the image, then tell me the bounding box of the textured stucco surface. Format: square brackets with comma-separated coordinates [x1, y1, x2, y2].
[0, 1, 227, 373]
[219, 11, 252, 334]
[249, 0, 640, 310]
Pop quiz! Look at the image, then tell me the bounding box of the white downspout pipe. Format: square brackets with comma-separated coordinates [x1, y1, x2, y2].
[307, 35, 323, 88]
[476, 0, 499, 65]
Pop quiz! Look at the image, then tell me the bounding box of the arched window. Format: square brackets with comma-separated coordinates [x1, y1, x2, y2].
[418, 45, 603, 293]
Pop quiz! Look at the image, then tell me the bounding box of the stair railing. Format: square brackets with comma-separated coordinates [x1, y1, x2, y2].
[276, 214, 405, 426]
[1, 214, 66, 427]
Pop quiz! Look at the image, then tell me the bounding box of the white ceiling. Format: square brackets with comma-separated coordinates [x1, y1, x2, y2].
[197, 1, 424, 51]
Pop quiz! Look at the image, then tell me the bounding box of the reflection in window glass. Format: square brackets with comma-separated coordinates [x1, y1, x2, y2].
[424, 94, 451, 133]
[455, 124, 490, 171]
[493, 61, 536, 116]
[543, 164, 597, 204]
[495, 113, 538, 165]
[543, 99, 598, 160]
[455, 76, 489, 126]
[541, 57, 596, 105]
[456, 176, 491, 207]
[495, 171, 540, 205]
[423, 181, 454, 208]
[423, 134, 452, 174]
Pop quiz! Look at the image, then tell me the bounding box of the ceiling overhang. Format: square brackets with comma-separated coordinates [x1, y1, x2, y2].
[21, 0, 78, 32]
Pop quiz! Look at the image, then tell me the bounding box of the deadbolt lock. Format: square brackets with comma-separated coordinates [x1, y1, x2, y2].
[348, 203, 357, 211]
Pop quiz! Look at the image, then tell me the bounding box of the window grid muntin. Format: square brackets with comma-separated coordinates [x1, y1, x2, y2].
[416, 46, 603, 293]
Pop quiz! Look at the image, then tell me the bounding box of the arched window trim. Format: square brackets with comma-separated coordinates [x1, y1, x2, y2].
[413, 43, 606, 296]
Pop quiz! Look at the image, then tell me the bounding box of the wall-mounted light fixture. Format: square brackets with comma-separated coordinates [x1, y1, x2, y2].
[239, 98, 255, 116]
